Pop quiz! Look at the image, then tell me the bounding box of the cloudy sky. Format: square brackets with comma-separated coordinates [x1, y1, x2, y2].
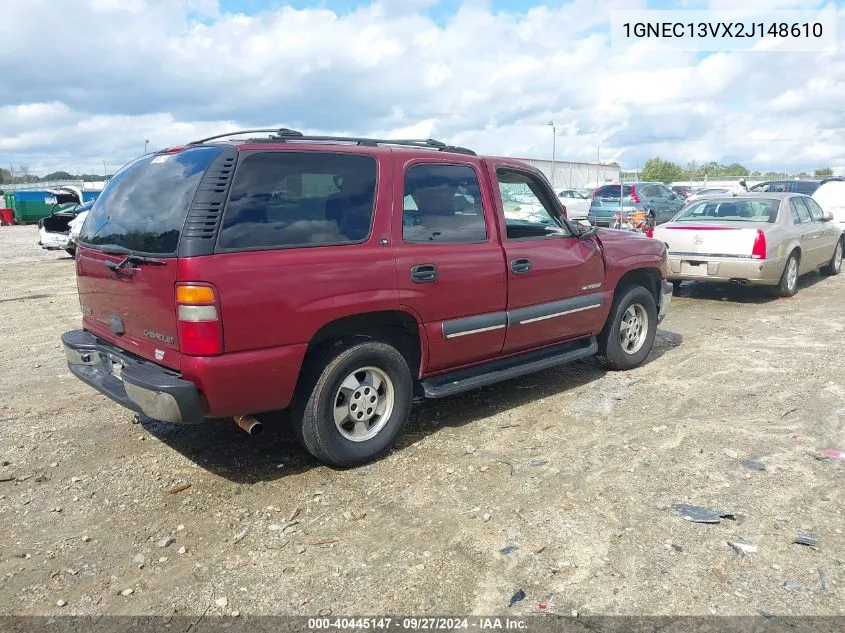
[1, 0, 843, 176]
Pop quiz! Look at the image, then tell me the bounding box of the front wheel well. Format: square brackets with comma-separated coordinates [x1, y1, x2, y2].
[614, 267, 661, 304]
[303, 311, 422, 377]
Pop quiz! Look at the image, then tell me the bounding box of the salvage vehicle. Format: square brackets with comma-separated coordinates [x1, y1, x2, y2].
[649, 193, 843, 297]
[38, 186, 92, 257]
[62, 129, 673, 466]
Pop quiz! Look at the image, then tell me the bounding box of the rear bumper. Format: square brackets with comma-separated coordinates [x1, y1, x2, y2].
[658, 279, 672, 324]
[666, 255, 785, 286]
[39, 228, 71, 250]
[62, 330, 205, 423]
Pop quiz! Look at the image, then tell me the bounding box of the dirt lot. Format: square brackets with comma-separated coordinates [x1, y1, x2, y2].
[0, 224, 843, 618]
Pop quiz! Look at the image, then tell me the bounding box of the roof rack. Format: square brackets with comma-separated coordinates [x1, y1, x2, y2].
[187, 128, 476, 156]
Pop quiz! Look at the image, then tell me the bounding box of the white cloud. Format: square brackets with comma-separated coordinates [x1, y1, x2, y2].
[0, 0, 843, 175]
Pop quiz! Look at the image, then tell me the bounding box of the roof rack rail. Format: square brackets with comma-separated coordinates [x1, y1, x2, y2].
[187, 128, 304, 145]
[188, 128, 476, 156]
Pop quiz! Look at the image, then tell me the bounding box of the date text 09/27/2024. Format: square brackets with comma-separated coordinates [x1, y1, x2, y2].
[622, 22, 823, 39]
[308, 618, 527, 630]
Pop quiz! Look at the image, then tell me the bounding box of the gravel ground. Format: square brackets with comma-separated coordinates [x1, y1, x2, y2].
[0, 224, 843, 617]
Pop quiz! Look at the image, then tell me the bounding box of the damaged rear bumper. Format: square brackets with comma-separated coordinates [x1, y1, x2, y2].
[62, 330, 205, 423]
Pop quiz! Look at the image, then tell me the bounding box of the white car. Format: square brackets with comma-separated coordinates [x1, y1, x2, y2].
[685, 187, 733, 203]
[555, 188, 590, 223]
[67, 208, 90, 253]
[812, 178, 845, 232]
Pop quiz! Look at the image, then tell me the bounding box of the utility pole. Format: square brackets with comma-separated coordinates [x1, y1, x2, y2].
[103, 161, 108, 178]
[547, 121, 556, 188]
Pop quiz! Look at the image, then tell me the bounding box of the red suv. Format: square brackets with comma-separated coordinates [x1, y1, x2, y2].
[63, 129, 673, 466]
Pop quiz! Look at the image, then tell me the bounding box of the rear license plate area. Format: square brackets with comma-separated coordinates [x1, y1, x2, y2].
[681, 260, 706, 275]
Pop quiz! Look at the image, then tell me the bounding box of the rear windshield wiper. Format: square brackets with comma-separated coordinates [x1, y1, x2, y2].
[97, 245, 166, 271]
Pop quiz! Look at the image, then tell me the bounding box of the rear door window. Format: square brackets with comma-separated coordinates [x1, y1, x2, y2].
[402, 164, 487, 243]
[79, 145, 223, 255]
[217, 152, 377, 250]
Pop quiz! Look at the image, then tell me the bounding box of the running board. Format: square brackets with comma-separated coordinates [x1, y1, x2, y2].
[420, 336, 598, 399]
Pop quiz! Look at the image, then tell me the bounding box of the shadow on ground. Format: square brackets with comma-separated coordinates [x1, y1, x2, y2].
[142, 328, 683, 484]
[674, 272, 828, 304]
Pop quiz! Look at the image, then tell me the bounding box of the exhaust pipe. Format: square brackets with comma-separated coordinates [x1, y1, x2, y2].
[234, 415, 263, 437]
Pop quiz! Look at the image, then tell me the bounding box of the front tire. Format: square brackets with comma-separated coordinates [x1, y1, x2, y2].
[777, 252, 800, 297]
[293, 339, 413, 467]
[597, 284, 658, 370]
[821, 238, 843, 276]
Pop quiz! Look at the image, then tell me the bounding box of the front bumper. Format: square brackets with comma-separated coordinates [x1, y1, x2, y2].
[62, 330, 205, 423]
[667, 255, 785, 285]
[658, 279, 672, 324]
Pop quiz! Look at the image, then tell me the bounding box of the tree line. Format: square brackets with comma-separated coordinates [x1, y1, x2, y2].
[0, 167, 112, 185]
[632, 158, 834, 184]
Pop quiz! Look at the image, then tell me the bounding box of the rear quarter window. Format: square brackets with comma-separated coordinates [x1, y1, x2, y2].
[217, 152, 377, 251]
[79, 146, 223, 254]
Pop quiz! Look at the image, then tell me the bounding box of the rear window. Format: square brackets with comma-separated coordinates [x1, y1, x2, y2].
[217, 152, 377, 250]
[79, 146, 222, 254]
[595, 185, 632, 198]
[675, 199, 779, 223]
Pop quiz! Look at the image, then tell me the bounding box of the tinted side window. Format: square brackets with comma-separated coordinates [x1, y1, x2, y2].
[796, 181, 818, 195]
[790, 197, 811, 223]
[804, 197, 823, 220]
[402, 164, 487, 244]
[218, 152, 377, 250]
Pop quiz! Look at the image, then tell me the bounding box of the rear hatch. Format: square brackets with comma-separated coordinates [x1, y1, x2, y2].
[75, 145, 225, 369]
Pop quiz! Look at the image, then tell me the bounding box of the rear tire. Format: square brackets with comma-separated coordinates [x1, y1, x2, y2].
[66, 245, 76, 258]
[597, 284, 658, 370]
[777, 252, 800, 297]
[671, 280, 682, 295]
[821, 238, 843, 276]
[292, 339, 413, 467]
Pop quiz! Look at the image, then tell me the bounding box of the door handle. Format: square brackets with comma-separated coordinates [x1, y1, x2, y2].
[410, 264, 438, 284]
[510, 258, 532, 274]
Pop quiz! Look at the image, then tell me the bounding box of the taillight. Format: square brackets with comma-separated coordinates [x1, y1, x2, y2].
[646, 227, 654, 238]
[751, 229, 767, 260]
[629, 184, 641, 203]
[176, 283, 222, 356]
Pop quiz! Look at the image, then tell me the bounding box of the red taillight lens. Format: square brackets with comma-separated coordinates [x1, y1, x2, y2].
[646, 227, 654, 238]
[178, 321, 222, 356]
[751, 229, 767, 259]
[629, 184, 641, 203]
[176, 283, 222, 356]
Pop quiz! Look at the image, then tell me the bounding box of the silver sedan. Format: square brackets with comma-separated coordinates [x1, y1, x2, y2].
[651, 193, 844, 297]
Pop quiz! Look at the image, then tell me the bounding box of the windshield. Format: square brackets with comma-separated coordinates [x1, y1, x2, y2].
[79, 146, 222, 255]
[674, 199, 779, 223]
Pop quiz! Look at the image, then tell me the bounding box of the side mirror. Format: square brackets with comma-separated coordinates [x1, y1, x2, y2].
[577, 224, 599, 239]
[821, 209, 834, 221]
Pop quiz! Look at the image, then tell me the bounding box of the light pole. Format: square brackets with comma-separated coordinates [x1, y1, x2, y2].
[144, 139, 150, 155]
[103, 160, 107, 177]
[547, 121, 556, 188]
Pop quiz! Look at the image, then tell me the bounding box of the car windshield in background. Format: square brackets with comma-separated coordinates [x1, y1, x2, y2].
[674, 198, 779, 223]
[79, 145, 223, 254]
